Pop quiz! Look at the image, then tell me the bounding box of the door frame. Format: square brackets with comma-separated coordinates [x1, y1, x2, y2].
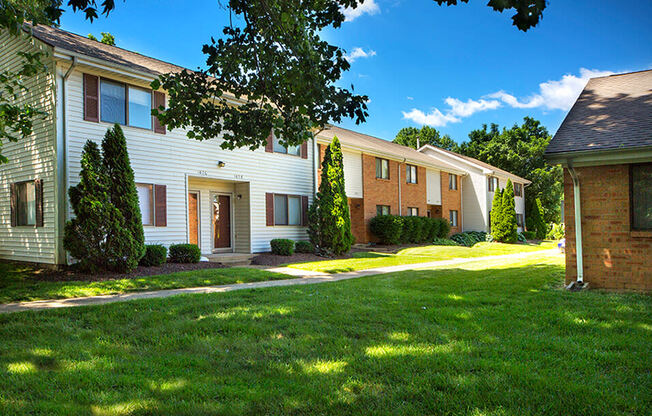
[187, 190, 201, 249]
[209, 191, 234, 253]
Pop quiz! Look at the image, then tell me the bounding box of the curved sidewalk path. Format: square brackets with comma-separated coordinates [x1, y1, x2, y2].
[0, 249, 559, 314]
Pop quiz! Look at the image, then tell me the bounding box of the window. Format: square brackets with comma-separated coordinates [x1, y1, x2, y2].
[274, 194, 302, 225]
[449, 174, 458, 190]
[376, 205, 390, 216]
[100, 78, 153, 129]
[516, 213, 524, 227]
[15, 181, 36, 226]
[376, 158, 389, 179]
[488, 176, 499, 192]
[427, 209, 431, 218]
[137, 184, 154, 225]
[631, 163, 652, 230]
[407, 207, 419, 216]
[406, 164, 417, 184]
[273, 134, 301, 156]
[514, 182, 523, 197]
[449, 210, 458, 227]
[128, 86, 152, 129]
[100, 79, 126, 124]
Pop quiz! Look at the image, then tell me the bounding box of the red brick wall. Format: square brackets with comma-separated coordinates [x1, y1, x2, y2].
[564, 165, 652, 291]
[401, 165, 428, 217]
[361, 154, 400, 242]
[348, 197, 365, 244]
[441, 171, 462, 235]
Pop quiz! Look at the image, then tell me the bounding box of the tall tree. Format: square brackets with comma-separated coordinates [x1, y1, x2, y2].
[102, 124, 146, 265]
[393, 126, 460, 152]
[490, 188, 503, 235]
[64, 140, 135, 272]
[88, 32, 116, 45]
[459, 117, 562, 223]
[309, 137, 354, 255]
[492, 179, 518, 243]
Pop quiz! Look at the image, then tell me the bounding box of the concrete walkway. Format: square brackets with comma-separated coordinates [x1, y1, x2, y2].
[0, 249, 559, 314]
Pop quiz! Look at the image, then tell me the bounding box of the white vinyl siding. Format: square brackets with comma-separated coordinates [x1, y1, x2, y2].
[426, 169, 441, 205]
[64, 69, 313, 254]
[342, 150, 363, 198]
[0, 31, 57, 264]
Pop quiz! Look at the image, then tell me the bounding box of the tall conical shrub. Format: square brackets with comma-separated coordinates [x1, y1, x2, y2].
[309, 136, 353, 254]
[526, 197, 547, 240]
[490, 188, 503, 236]
[102, 124, 146, 265]
[64, 141, 135, 272]
[496, 179, 518, 243]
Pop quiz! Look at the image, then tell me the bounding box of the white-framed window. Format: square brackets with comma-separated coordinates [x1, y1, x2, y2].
[407, 207, 419, 216]
[376, 205, 390, 216]
[376, 158, 389, 179]
[516, 213, 524, 227]
[136, 183, 154, 225]
[15, 181, 36, 226]
[514, 182, 523, 197]
[100, 79, 153, 129]
[449, 174, 458, 190]
[273, 134, 301, 156]
[274, 194, 302, 225]
[406, 164, 417, 184]
[449, 210, 458, 227]
[488, 176, 499, 192]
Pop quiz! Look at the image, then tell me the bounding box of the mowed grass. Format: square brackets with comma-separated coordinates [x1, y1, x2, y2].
[0, 264, 291, 303]
[1, 253, 650, 415]
[288, 241, 557, 273]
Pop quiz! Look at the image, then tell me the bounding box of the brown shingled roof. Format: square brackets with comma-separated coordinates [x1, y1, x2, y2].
[545, 69, 652, 154]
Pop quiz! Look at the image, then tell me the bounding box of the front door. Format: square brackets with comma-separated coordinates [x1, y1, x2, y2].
[212, 194, 231, 249]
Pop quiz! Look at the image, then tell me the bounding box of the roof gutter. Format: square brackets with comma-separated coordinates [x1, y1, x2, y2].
[566, 161, 586, 289]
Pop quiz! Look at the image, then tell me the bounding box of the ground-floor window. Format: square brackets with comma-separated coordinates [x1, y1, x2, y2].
[274, 194, 301, 225]
[136, 184, 154, 225]
[449, 210, 458, 227]
[376, 205, 390, 216]
[407, 207, 419, 216]
[14, 181, 36, 226]
[516, 213, 524, 227]
[631, 163, 652, 230]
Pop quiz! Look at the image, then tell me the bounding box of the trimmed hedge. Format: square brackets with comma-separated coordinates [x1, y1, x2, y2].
[271, 239, 294, 256]
[295, 241, 315, 254]
[139, 244, 167, 267]
[432, 237, 460, 246]
[522, 231, 536, 240]
[370, 215, 449, 245]
[450, 231, 487, 247]
[169, 244, 201, 263]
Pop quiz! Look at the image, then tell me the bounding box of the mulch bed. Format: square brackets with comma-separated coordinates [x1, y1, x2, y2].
[7, 261, 227, 283]
[251, 252, 351, 267]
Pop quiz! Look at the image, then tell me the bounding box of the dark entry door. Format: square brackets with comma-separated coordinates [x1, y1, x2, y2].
[213, 194, 231, 249]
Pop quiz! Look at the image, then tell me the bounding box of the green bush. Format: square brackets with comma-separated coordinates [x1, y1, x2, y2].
[451, 231, 487, 247]
[270, 239, 295, 256]
[139, 244, 167, 267]
[547, 223, 565, 240]
[438, 217, 451, 238]
[522, 231, 536, 240]
[432, 237, 460, 246]
[295, 241, 315, 254]
[526, 198, 547, 240]
[168, 244, 201, 263]
[491, 179, 518, 243]
[369, 215, 403, 245]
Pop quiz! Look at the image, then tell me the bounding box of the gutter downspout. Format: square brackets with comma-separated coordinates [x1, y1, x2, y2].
[56, 56, 77, 265]
[566, 162, 585, 286]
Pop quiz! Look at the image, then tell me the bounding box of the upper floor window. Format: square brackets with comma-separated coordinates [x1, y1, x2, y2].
[407, 207, 419, 216]
[100, 79, 153, 129]
[376, 158, 389, 179]
[514, 182, 523, 197]
[406, 164, 417, 184]
[273, 134, 301, 156]
[488, 176, 499, 192]
[631, 163, 652, 230]
[449, 174, 458, 190]
[376, 205, 390, 216]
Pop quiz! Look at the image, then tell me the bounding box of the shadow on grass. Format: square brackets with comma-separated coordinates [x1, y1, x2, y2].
[0, 260, 650, 415]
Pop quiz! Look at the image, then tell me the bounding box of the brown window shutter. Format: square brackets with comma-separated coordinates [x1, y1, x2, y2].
[153, 91, 166, 134]
[266, 192, 274, 226]
[154, 184, 167, 226]
[301, 141, 308, 159]
[35, 179, 44, 227]
[301, 195, 309, 226]
[83, 74, 99, 122]
[265, 133, 274, 152]
[10, 183, 17, 227]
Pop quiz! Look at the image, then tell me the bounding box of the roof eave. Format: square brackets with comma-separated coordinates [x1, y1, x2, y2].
[545, 145, 652, 167]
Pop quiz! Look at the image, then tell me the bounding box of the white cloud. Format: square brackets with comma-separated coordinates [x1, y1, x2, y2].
[344, 47, 377, 63]
[445, 97, 501, 117]
[402, 108, 460, 127]
[406, 96, 414, 100]
[487, 68, 614, 111]
[341, 0, 380, 22]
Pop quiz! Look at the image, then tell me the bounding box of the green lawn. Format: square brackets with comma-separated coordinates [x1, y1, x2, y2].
[0, 264, 291, 304]
[1, 252, 650, 415]
[288, 241, 557, 273]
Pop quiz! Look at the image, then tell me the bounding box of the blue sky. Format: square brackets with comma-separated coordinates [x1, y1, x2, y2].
[59, 0, 652, 144]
